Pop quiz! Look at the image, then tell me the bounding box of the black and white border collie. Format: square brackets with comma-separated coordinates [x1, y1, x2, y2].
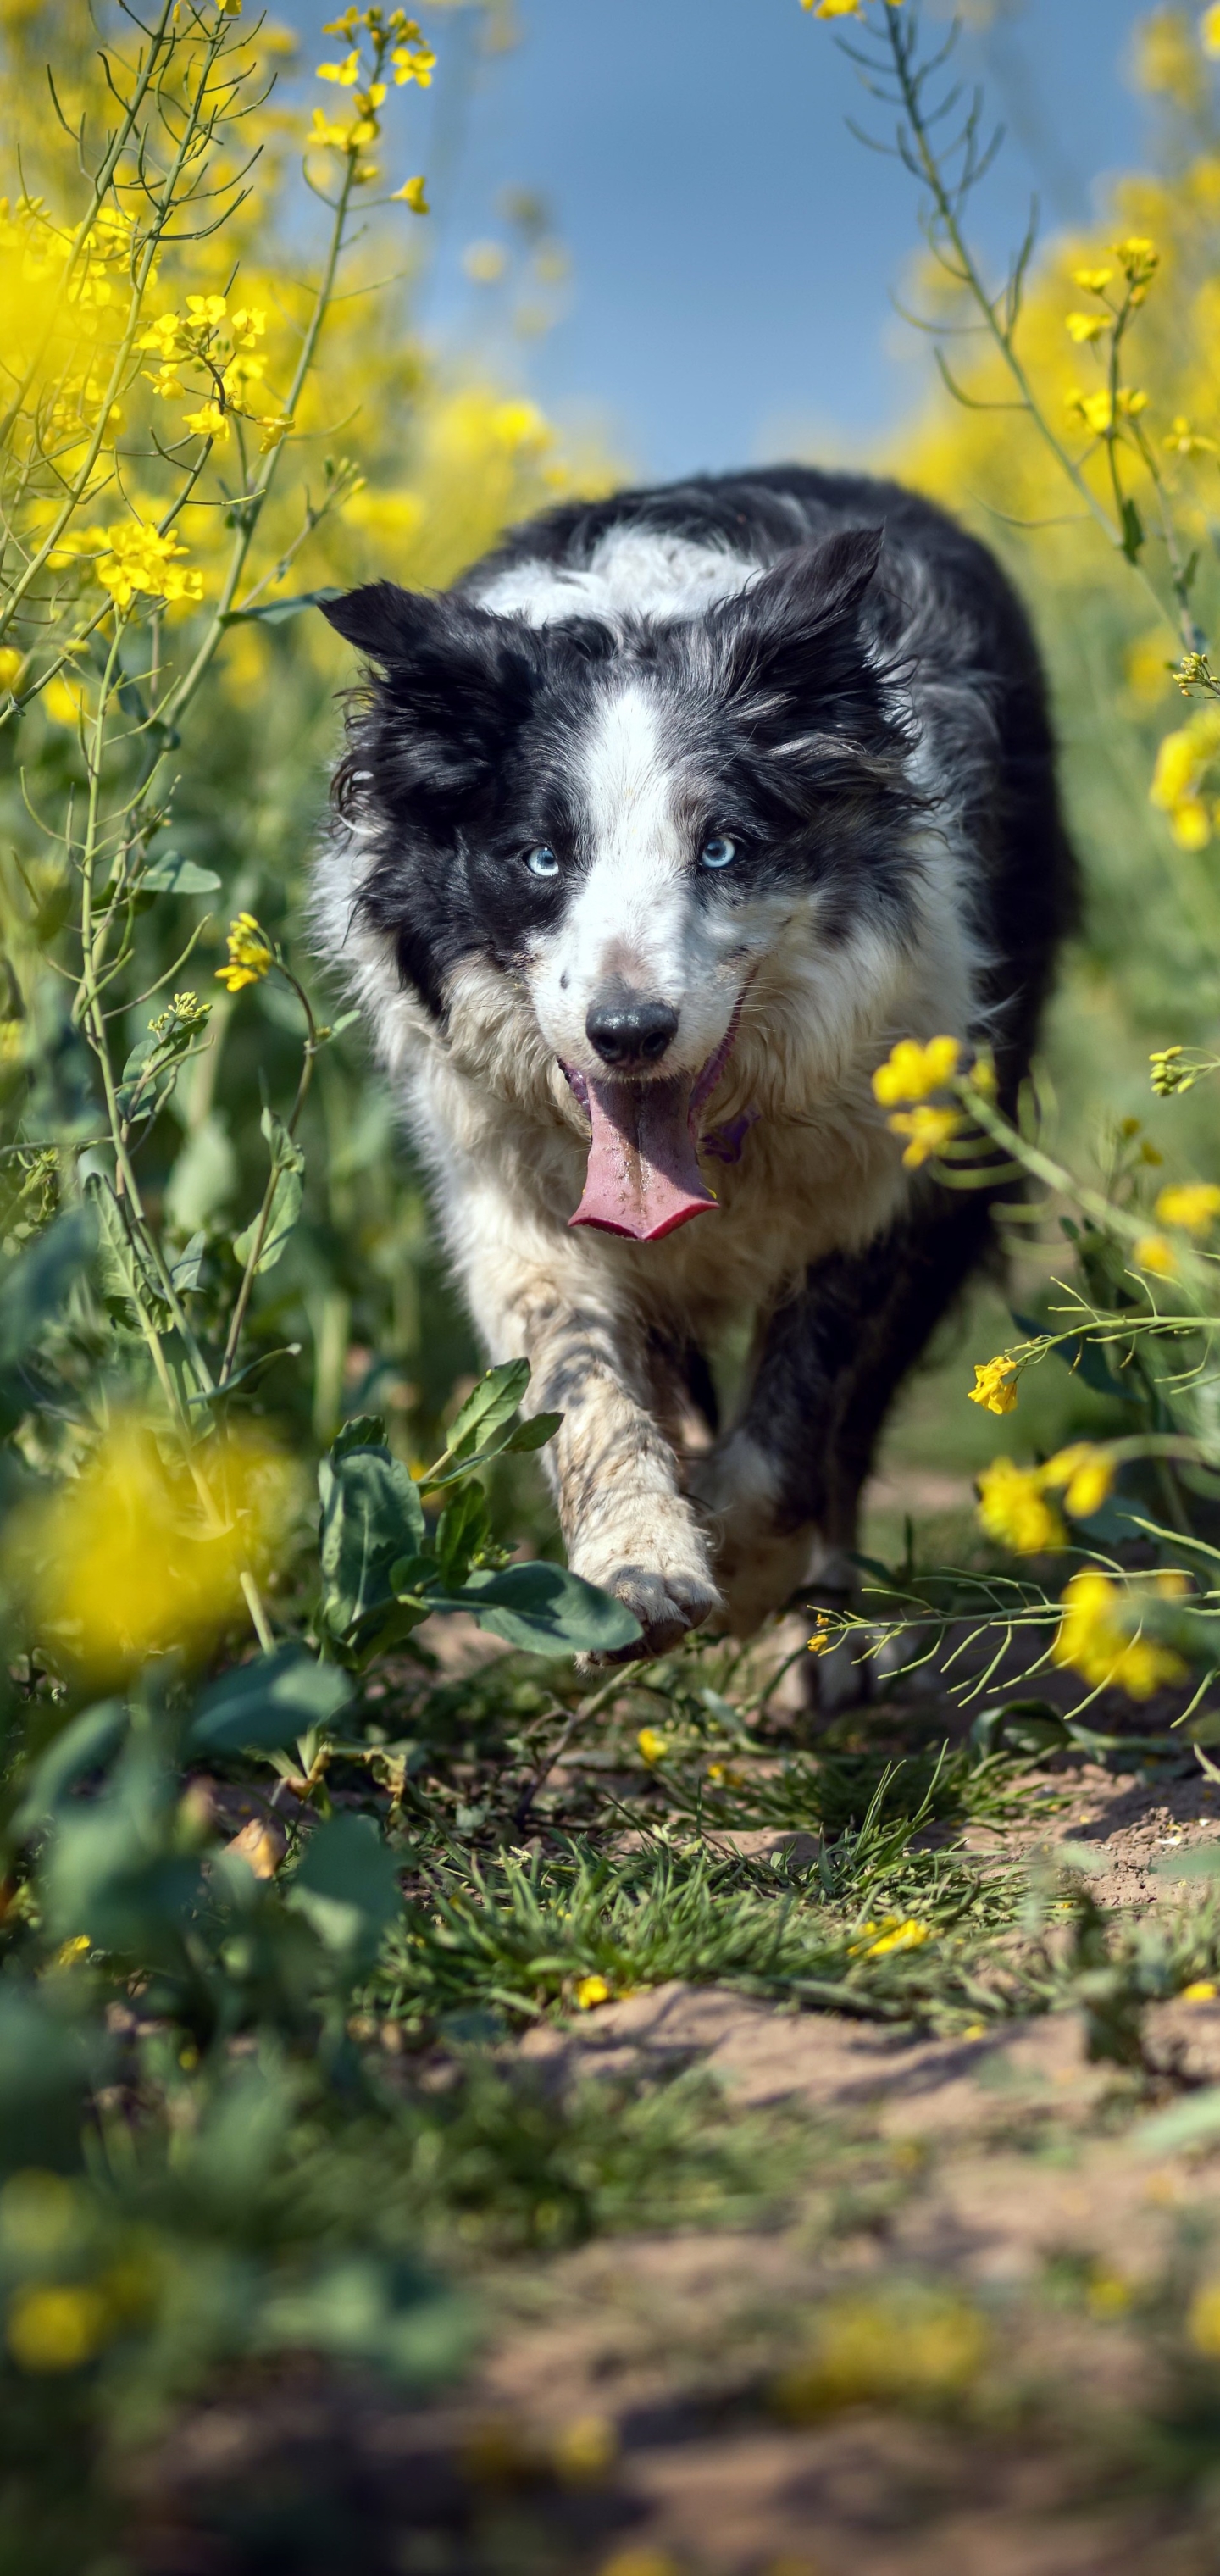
[313, 467, 1075, 1657]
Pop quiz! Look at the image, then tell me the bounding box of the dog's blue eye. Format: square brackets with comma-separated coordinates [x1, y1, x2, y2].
[525, 846, 560, 879]
[700, 836, 736, 870]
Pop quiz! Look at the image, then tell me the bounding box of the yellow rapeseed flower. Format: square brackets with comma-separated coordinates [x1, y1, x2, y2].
[94, 519, 203, 612]
[1181, 1980, 1218, 2002]
[968, 1354, 1019, 1415]
[775, 2290, 984, 2419]
[872, 1033, 961, 1106]
[854, 1917, 932, 1959]
[7, 2281, 111, 2372]
[0, 647, 22, 691]
[1073, 265, 1114, 294]
[316, 46, 360, 81]
[886, 1104, 962, 1168]
[574, 1974, 612, 2010]
[1134, 1231, 1178, 1277]
[1204, 3, 1220, 60]
[635, 1726, 668, 1766]
[976, 1457, 1064, 1554]
[1042, 1444, 1116, 1521]
[1066, 311, 1108, 342]
[1164, 417, 1218, 457]
[216, 912, 273, 992]
[1156, 1181, 1220, 1233]
[391, 176, 429, 213]
[1051, 1568, 1187, 1700]
[8, 1419, 293, 1679]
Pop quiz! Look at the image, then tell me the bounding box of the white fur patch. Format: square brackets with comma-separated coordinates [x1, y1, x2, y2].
[527, 680, 742, 1076]
[473, 525, 760, 628]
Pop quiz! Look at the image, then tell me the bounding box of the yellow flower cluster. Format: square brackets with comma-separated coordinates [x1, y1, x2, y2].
[851, 1916, 932, 1959]
[310, 8, 434, 192]
[7, 1420, 294, 1679]
[1052, 1568, 1187, 1701]
[635, 1726, 668, 1765]
[94, 520, 203, 613]
[137, 299, 287, 453]
[1155, 1180, 1220, 1234]
[216, 913, 273, 993]
[575, 1974, 612, 2010]
[968, 1353, 1019, 1415]
[1067, 385, 1149, 438]
[775, 2290, 985, 2421]
[1151, 705, 1220, 848]
[976, 1444, 1116, 1555]
[872, 1035, 962, 1166]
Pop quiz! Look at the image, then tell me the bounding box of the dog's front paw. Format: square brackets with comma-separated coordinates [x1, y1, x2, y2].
[595, 1561, 721, 1661]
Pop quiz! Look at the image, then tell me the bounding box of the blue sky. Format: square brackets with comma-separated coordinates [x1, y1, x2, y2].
[308, 0, 1162, 479]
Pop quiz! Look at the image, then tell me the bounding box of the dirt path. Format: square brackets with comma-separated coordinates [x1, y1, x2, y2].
[138, 1731, 1220, 2576]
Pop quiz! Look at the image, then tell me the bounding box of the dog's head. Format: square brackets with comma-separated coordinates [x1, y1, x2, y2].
[322, 528, 923, 1239]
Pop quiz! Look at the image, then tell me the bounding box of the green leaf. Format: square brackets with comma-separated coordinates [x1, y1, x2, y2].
[319, 1436, 426, 1642]
[331, 1413, 388, 1458]
[188, 1646, 353, 1755]
[439, 1561, 640, 1658]
[0, 1207, 95, 1370]
[435, 1480, 491, 1588]
[140, 850, 222, 895]
[287, 1813, 402, 1957]
[169, 1230, 208, 1294]
[1120, 496, 1145, 563]
[232, 1107, 304, 1274]
[225, 586, 345, 627]
[502, 1409, 563, 1453]
[86, 1170, 165, 1315]
[435, 1360, 530, 1468]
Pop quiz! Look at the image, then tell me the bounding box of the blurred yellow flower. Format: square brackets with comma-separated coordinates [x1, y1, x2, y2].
[1066, 311, 1107, 343]
[1205, 4, 1220, 59]
[0, 647, 23, 691]
[7, 2282, 111, 2372]
[775, 2290, 984, 2419]
[183, 400, 228, 442]
[976, 1457, 1063, 1554]
[392, 176, 429, 213]
[9, 1420, 294, 1678]
[853, 1916, 931, 1958]
[1073, 265, 1114, 293]
[968, 1354, 1019, 1414]
[807, 1613, 835, 1653]
[54, 1935, 92, 1968]
[1043, 1444, 1115, 1521]
[1134, 1231, 1178, 1277]
[391, 30, 435, 84]
[316, 47, 360, 81]
[1052, 1568, 1186, 1699]
[636, 1727, 668, 1765]
[1182, 1980, 1218, 2002]
[1156, 1180, 1220, 1232]
[887, 1103, 962, 1167]
[574, 1974, 612, 2010]
[872, 1033, 960, 1106]
[217, 911, 272, 992]
[1164, 415, 1218, 456]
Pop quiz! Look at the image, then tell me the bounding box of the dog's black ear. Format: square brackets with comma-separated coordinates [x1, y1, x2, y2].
[708, 525, 885, 724]
[320, 580, 428, 662]
[324, 583, 543, 817]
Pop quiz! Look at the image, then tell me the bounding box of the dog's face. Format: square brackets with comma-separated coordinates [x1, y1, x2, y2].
[323, 528, 924, 1235]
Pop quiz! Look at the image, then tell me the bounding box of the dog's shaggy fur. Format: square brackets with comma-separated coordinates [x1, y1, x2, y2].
[313, 466, 1075, 1655]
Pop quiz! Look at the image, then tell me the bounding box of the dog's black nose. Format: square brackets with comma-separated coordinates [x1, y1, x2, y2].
[585, 996, 679, 1069]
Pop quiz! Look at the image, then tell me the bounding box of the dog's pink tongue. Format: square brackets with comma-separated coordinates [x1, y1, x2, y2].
[569, 1076, 717, 1242]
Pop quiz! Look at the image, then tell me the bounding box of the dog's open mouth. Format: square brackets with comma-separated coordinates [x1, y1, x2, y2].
[563, 1002, 751, 1244]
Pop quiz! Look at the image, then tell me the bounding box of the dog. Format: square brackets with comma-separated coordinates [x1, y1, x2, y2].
[313, 466, 1075, 1657]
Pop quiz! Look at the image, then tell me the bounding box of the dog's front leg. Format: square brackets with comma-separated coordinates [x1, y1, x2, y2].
[453, 1209, 721, 1657]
